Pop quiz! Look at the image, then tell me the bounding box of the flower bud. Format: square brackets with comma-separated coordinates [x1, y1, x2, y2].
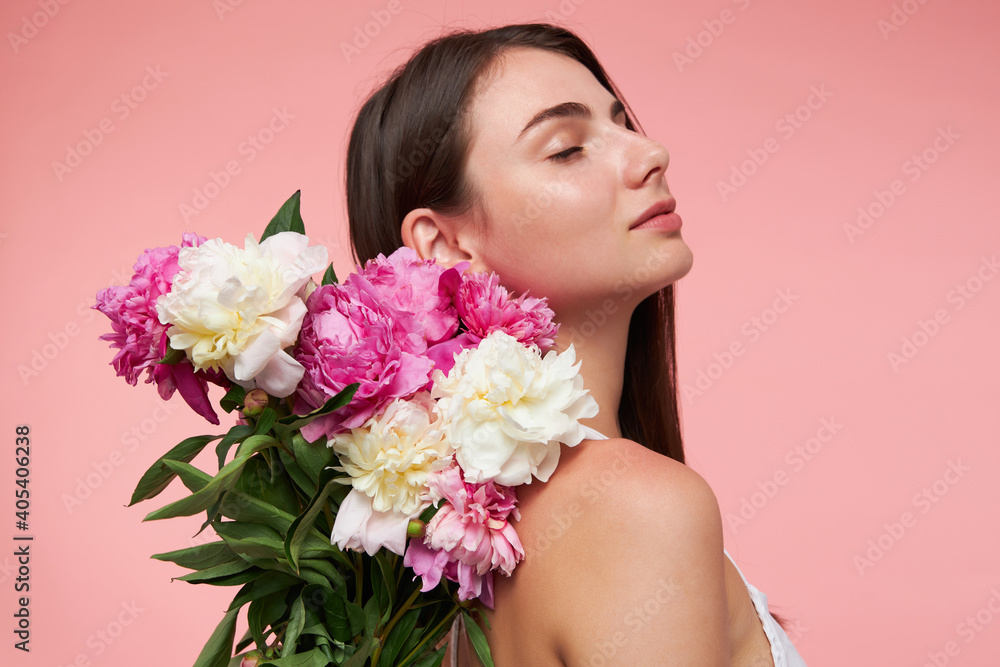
[407, 519, 426, 538]
[240, 650, 264, 667]
[243, 389, 269, 418]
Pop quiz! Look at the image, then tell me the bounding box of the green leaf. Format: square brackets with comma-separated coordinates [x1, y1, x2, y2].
[151, 541, 236, 570]
[236, 434, 279, 459]
[252, 407, 278, 436]
[214, 521, 287, 560]
[285, 469, 338, 571]
[411, 645, 447, 667]
[291, 432, 335, 486]
[229, 571, 301, 611]
[298, 559, 347, 591]
[321, 264, 338, 285]
[161, 459, 212, 493]
[277, 447, 316, 497]
[276, 383, 359, 429]
[369, 552, 393, 613]
[248, 589, 289, 650]
[463, 611, 495, 667]
[236, 456, 301, 519]
[379, 609, 420, 667]
[363, 596, 381, 637]
[220, 489, 297, 532]
[217, 424, 254, 468]
[418, 503, 441, 525]
[157, 345, 186, 365]
[323, 589, 365, 641]
[175, 559, 259, 586]
[220, 385, 247, 414]
[192, 607, 240, 667]
[259, 648, 332, 667]
[344, 637, 378, 667]
[280, 593, 307, 657]
[129, 435, 221, 506]
[143, 439, 277, 522]
[260, 190, 305, 243]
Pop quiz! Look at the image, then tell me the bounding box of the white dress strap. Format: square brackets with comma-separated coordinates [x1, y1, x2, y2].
[724, 550, 808, 666]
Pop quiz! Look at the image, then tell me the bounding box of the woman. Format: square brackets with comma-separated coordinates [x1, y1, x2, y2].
[345, 23, 806, 666]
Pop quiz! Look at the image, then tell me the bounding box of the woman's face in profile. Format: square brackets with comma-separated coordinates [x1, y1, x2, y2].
[458, 47, 693, 315]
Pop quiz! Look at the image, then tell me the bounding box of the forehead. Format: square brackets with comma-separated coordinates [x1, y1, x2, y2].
[466, 47, 612, 144]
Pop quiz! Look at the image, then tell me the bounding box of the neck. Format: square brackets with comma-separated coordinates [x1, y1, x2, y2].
[550, 305, 633, 440]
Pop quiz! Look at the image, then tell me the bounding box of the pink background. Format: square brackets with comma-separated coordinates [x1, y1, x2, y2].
[2, 0, 998, 665]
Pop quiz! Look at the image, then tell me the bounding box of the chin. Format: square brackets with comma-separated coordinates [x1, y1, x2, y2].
[642, 239, 694, 291]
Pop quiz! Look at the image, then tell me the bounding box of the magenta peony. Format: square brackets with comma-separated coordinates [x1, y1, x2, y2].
[355, 247, 463, 347]
[293, 275, 435, 442]
[455, 272, 559, 351]
[93, 233, 227, 424]
[403, 464, 524, 609]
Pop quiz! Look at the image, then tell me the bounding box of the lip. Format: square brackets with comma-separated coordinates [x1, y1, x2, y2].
[630, 198, 682, 232]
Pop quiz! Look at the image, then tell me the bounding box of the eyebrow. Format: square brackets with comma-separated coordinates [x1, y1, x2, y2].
[516, 98, 626, 142]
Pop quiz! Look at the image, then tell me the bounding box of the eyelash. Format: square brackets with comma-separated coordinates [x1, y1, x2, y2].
[548, 146, 584, 161]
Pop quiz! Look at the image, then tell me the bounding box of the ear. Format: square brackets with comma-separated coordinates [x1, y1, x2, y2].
[400, 207, 479, 269]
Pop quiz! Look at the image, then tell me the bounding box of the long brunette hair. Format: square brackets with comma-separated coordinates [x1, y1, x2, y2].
[345, 23, 685, 463]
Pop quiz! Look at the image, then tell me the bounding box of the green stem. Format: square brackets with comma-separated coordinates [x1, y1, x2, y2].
[382, 587, 421, 639]
[396, 605, 460, 667]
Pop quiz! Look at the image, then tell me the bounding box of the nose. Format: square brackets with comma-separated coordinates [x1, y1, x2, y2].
[623, 133, 671, 190]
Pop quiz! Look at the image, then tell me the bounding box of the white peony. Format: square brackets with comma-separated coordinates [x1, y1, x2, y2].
[431, 330, 599, 486]
[329, 393, 453, 555]
[329, 489, 412, 556]
[330, 393, 453, 515]
[155, 231, 327, 397]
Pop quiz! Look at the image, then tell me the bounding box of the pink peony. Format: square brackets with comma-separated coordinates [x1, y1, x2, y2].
[292, 276, 435, 442]
[456, 272, 559, 351]
[93, 233, 227, 424]
[355, 247, 463, 347]
[403, 464, 524, 609]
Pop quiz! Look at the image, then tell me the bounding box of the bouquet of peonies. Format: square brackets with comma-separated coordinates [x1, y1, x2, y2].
[93, 192, 601, 667]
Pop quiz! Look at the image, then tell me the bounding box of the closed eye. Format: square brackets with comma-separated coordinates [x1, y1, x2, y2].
[549, 146, 584, 161]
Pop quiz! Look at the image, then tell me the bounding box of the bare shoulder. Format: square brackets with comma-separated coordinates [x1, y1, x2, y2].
[483, 438, 728, 666]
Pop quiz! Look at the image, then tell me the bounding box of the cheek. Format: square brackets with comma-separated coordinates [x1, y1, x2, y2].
[473, 167, 619, 302]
